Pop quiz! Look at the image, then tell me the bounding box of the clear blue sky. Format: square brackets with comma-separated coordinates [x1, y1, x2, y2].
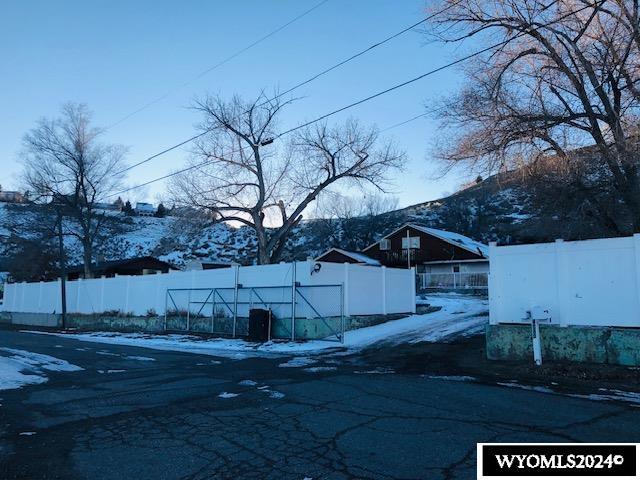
[0, 0, 471, 209]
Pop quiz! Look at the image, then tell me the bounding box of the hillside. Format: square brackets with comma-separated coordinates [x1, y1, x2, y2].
[0, 169, 622, 277]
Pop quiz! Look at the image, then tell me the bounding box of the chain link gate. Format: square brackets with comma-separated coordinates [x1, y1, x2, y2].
[164, 284, 344, 342]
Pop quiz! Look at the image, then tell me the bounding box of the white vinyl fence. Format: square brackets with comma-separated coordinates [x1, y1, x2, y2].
[489, 235, 640, 327]
[2, 261, 416, 317]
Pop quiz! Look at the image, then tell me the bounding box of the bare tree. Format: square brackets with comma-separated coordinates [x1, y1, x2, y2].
[428, 0, 640, 232]
[169, 94, 405, 264]
[21, 103, 127, 277]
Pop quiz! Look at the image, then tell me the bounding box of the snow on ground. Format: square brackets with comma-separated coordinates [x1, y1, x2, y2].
[23, 294, 488, 358]
[218, 392, 239, 399]
[0, 348, 83, 391]
[494, 381, 640, 407]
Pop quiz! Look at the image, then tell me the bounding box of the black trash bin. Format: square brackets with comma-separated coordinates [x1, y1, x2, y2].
[248, 308, 271, 342]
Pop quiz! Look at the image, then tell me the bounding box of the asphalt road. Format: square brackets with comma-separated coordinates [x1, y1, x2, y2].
[0, 328, 639, 480]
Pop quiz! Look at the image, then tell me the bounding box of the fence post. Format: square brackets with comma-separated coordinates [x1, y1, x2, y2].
[56, 279, 62, 314]
[381, 266, 387, 315]
[555, 239, 568, 327]
[488, 242, 497, 324]
[76, 278, 82, 313]
[38, 281, 43, 312]
[411, 267, 417, 313]
[340, 284, 345, 343]
[233, 265, 239, 338]
[155, 272, 162, 315]
[633, 234, 640, 317]
[124, 276, 131, 315]
[164, 290, 168, 332]
[21, 282, 26, 313]
[290, 262, 297, 341]
[100, 276, 106, 313]
[343, 263, 350, 318]
[187, 288, 191, 332]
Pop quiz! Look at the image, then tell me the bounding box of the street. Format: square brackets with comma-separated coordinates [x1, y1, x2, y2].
[0, 327, 639, 480]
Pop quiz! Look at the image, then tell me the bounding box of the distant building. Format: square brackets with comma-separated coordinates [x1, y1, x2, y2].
[0, 191, 25, 204]
[361, 223, 489, 272]
[318, 222, 490, 291]
[315, 248, 381, 266]
[94, 201, 123, 212]
[135, 202, 155, 216]
[65, 256, 176, 280]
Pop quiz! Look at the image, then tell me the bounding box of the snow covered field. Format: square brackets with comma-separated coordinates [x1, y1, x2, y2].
[24, 294, 488, 358]
[0, 348, 83, 391]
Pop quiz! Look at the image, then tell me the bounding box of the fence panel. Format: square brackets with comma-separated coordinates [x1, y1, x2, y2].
[489, 236, 640, 327]
[164, 284, 344, 342]
[1, 261, 416, 318]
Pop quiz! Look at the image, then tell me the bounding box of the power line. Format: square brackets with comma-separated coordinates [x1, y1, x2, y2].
[113, 2, 459, 177]
[272, 39, 517, 140]
[264, 2, 462, 106]
[111, 0, 597, 198]
[105, 0, 331, 131]
[380, 112, 429, 133]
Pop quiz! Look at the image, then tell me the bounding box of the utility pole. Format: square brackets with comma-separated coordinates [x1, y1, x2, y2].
[57, 208, 67, 329]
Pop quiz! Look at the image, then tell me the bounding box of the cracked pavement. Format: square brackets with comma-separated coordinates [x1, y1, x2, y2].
[0, 328, 639, 479]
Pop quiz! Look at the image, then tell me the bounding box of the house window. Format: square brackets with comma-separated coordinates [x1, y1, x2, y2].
[452, 265, 460, 273]
[401, 236, 420, 249]
[380, 238, 391, 251]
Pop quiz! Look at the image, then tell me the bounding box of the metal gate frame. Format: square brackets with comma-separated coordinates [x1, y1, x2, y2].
[164, 284, 344, 342]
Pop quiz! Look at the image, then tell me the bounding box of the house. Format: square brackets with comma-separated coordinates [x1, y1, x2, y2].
[361, 223, 489, 290]
[315, 248, 381, 266]
[362, 223, 489, 271]
[0, 191, 25, 203]
[135, 202, 155, 216]
[94, 201, 123, 212]
[65, 256, 176, 280]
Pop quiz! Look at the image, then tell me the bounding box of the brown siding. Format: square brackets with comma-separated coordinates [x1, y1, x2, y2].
[363, 226, 483, 268]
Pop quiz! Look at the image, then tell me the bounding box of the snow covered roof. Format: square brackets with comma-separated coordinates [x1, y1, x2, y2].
[135, 202, 155, 211]
[316, 248, 381, 266]
[363, 222, 489, 258]
[407, 224, 489, 257]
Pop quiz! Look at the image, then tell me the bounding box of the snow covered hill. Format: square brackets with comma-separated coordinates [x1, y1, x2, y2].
[0, 167, 619, 272]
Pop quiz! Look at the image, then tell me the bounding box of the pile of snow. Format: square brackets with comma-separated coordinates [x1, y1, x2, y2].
[23, 295, 488, 358]
[0, 348, 83, 391]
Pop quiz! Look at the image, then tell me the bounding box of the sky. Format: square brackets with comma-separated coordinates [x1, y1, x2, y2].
[0, 0, 472, 211]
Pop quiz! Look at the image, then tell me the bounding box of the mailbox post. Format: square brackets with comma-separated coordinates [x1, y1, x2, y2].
[527, 306, 552, 366]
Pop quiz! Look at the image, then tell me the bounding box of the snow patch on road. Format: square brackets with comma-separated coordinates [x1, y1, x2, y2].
[570, 389, 640, 405]
[354, 368, 395, 375]
[125, 355, 155, 362]
[218, 392, 239, 399]
[497, 382, 555, 394]
[0, 348, 83, 391]
[238, 379, 257, 386]
[264, 390, 285, 399]
[279, 357, 316, 368]
[424, 375, 477, 382]
[495, 382, 640, 407]
[304, 366, 337, 373]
